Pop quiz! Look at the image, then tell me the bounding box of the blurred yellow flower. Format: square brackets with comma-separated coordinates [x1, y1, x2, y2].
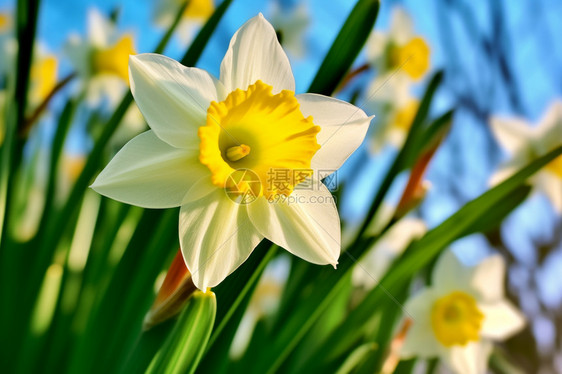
[92, 34, 136, 82]
[393, 99, 419, 132]
[30, 55, 58, 104]
[182, 0, 214, 20]
[154, 0, 214, 47]
[65, 8, 137, 106]
[367, 7, 431, 80]
[0, 12, 9, 32]
[388, 37, 430, 80]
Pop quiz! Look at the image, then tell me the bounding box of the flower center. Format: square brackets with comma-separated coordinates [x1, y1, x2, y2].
[0, 13, 9, 32]
[387, 37, 430, 80]
[393, 99, 419, 132]
[198, 80, 321, 199]
[545, 155, 562, 179]
[30, 55, 57, 103]
[431, 291, 484, 347]
[182, 0, 214, 20]
[91, 35, 136, 82]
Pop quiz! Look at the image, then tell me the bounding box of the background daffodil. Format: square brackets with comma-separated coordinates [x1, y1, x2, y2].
[400, 250, 525, 374]
[92, 14, 373, 290]
[490, 100, 562, 213]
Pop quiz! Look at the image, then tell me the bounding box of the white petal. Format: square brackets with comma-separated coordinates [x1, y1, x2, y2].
[468, 254, 506, 302]
[490, 116, 534, 155]
[365, 31, 388, 65]
[480, 301, 526, 341]
[91, 130, 208, 208]
[537, 172, 562, 213]
[179, 188, 263, 290]
[442, 341, 492, 374]
[296, 93, 372, 174]
[129, 53, 225, 150]
[87, 75, 127, 108]
[247, 184, 340, 266]
[389, 7, 414, 45]
[401, 289, 440, 358]
[432, 250, 472, 294]
[535, 100, 562, 157]
[489, 162, 521, 187]
[88, 8, 112, 46]
[64, 34, 91, 78]
[537, 99, 562, 146]
[220, 14, 295, 93]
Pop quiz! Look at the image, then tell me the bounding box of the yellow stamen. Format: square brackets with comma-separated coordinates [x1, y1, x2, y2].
[226, 144, 251, 162]
[388, 37, 430, 80]
[431, 291, 484, 347]
[183, 0, 214, 20]
[199, 80, 320, 199]
[92, 34, 136, 82]
[545, 155, 562, 179]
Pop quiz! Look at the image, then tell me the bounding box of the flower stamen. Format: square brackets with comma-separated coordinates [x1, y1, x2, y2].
[226, 144, 251, 162]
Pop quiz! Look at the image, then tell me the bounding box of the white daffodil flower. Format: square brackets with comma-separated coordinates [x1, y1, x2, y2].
[490, 100, 562, 213]
[363, 7, 429, 153]
[401, 250, 525, 374]
[365, 81, 419, 153]
[65, 8, 136, 106]
[352, 216, 426, 289]
[153, 0, 214, 47]
[366, 7, 430, 81]
[92, 14, 373, 290]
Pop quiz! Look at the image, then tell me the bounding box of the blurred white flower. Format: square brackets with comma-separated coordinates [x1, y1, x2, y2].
[366, 83, 419, 153]
[490, 100, 562, 212]
[270, 1, 309, 59]
[92, 15, 372, 290]
[154, 0, 214, 47]
[366, 7, 430, 81]
[363, 7, 429, 153]
[353, 216, 426, 289]
[401, 250, 525, 374]
[65, 8, 136, 106]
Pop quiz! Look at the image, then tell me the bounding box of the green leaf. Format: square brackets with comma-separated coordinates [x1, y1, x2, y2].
[147, 291, 216, 374]
[461, 184, 531, 237]
[334, 343, 377, 374]
[308, 0, 380, 95]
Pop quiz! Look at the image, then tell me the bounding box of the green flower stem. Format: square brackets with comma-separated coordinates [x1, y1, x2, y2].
[146, 291, 216, 374]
